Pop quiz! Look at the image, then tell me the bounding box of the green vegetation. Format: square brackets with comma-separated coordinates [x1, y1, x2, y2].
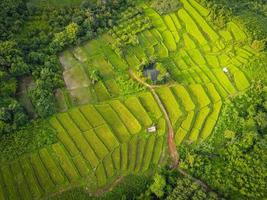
[179, 82, 267, 199]
[0, 0, 266, 199]
[50, 174, 152, 200]
[137, 168, 222, 199]
[0, 120, 57, 162]
[151, 0, 182, 15]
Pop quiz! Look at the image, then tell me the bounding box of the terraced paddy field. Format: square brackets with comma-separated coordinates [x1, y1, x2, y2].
[0, 0, 258, 199]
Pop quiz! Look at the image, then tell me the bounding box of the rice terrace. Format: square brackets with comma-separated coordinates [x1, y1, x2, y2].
[0, 0, 266, 199]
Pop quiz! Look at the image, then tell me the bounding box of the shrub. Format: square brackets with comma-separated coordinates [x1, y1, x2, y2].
[152, 0, 181, 15]
[0, 119, 57, 162]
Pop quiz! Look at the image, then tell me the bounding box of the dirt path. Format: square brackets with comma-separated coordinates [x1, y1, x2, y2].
[129, 69, 217, 194]
[129, 69, 179, 167]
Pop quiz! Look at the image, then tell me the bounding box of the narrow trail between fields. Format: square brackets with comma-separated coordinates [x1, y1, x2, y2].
[129, 69, 179, 167]
[129, 69, 214, 193]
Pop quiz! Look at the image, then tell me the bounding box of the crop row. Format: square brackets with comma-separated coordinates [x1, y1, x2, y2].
[0, 92, 167, 199]
[155, 83, 222, 144]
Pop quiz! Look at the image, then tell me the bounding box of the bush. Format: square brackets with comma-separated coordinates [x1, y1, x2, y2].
[50, 174, 151, 200]
[251, 39, 266, 51]
[0, 119, 57, 162]
[137, 168, 222, 200]
[152, 0, 181, 15]
[179, 81, 267, 199]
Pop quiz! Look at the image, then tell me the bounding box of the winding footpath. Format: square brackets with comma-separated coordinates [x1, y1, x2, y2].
[129, 69, 213, 192]
[129, 69, 179, 167]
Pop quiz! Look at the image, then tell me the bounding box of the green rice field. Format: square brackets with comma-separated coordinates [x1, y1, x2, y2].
[0, 0, 257, 199]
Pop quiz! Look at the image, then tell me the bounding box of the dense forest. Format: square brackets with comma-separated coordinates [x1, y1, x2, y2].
[0, 0, 266, 199]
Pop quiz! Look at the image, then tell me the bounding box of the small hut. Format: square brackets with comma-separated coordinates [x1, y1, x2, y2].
[223, 67, 229, 73]
[147, 125, 157, 133]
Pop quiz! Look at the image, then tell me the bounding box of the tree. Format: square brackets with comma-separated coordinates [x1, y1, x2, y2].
[152, 0, 181, 15]
[180, 82, 267, 199]
[50, 22, 79, 53]
[149, 173, 166, 198]
[29, 81, 56, 118]
[0, 40, 29, 76]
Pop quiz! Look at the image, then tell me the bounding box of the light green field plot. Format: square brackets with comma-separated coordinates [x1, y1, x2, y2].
[170, 13, 182, 29]
[103, 154, 115, 178]
[29, 153, 55, 192]
[178, 9, 207, 45]
[110, 100, 142, 134]
[156, 87, 183, 125]
[188, 48, 206, 65]
[209, 101, 223, 121]
[96, 104, 131, 142]
[83, 129, 109, 159]
[188, 0, 210, 17]
[175, 127, 188, 146]
[204, 85, 220, 104]
[125, 54, 141, 67]
[95, 164, 107, 187]
[233, 71, 250, 90]
[20, 158, 43, 199]
[51, 144, 80, 182]
[144, 8, 167, 32]
[138, 92, 162, 119]
[151, 28, 163, 42]
[180, 111, 195, 131]
[188, 106, 210, 141]
[72, 155, 92, 177]
[157, 118, 166, 136]
[155, 42, 169, 58]
[94, 82, 111, 102]
[162, 30, 177, 51]
[219, 30, 233, 42]
[163, 15, 176, 32]
[127, 136, 138, 171]
[143, 30, 159, 46]
[193, 107, 211, 130]
[94, 125, 119, 151]
[206, 55, 220, 68]
[124, 96, 153, 127]
[112, 147, 121, 171]
[162, 16, 180, 42]
[141, 135, 156, 172]
[212, 70, 237, 94]
[120, 143, 128, 172]
[181, 0, 219, 42]
[134, 138, 146, 172]
[1, 165, 20, 200]
[39, 148, 66, 185]
[151, 137, 164, 165]
[104, 80, 120, 97]
[183, 33, 196, 49]
[130, 46, 148, 62]
[79, 105, 105, 127]
[188, 84, 211, 108]
[49, 118, 81, 157]
[68, 108, 92, 131]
